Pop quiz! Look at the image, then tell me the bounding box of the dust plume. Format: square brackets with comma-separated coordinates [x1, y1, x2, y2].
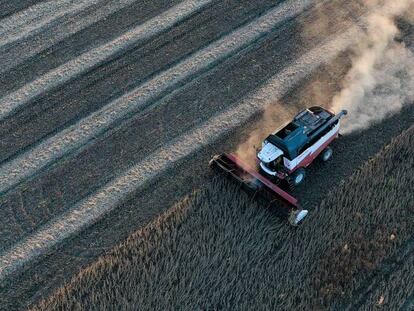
[234, 0, 414, 163]
[331, 1, 414, 134]
[235, 104, 296, 167]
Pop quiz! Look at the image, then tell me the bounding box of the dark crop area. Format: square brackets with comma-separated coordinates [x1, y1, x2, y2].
[32, 125, 414, 311]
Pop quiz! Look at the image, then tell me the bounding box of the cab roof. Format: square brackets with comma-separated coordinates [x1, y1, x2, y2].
[266, 107, 333, 159]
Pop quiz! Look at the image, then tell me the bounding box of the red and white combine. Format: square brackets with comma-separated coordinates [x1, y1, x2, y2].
[210, 106, 348, 226]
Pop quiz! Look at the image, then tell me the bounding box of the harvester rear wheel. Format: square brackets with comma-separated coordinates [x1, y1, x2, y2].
[320, 147, 333, 162]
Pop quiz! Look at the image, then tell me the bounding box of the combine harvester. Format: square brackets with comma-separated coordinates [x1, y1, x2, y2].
[210, 106, 347, 225]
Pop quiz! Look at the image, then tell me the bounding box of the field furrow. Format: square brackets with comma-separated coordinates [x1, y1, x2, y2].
[0, 0, 412, 309]
[0, 0, 213, 120]
[0, 0, 45, 20]
[0, 0, 372, 258]
[3, 40, 412, 311]
[0, 0, 312, 189]
[0, 0, 180, 74]
[0, 0, 105, 49]
[0, 26, 364, 281]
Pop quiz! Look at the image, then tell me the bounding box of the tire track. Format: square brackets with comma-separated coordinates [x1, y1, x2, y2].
[0, 0, 280, 143]
[0, 0, 170, 74]
[0, 2, 407, 306]
[0, 25, 361, 282]
[0, 0, 185, 92]
[0, 0, 213, 121]
[1, 0, 351, 253]
[0, 0, 314, 194]
[0, 0, 104, 48]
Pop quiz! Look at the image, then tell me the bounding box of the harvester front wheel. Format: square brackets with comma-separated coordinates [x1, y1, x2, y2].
[287, 168, 306, 188]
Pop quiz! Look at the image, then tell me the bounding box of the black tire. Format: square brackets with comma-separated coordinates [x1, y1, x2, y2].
[320, 147, 333, 162]
[287, 168, 306, 188]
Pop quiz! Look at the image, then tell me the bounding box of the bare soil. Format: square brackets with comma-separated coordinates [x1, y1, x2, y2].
[0, 1, 412, 310]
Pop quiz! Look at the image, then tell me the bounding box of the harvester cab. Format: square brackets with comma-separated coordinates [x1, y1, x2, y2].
[210, 106, 347, 226]
[258, 106, 347, 187]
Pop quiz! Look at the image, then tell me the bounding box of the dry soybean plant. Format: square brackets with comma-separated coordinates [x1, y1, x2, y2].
[33, 126, 414, 311]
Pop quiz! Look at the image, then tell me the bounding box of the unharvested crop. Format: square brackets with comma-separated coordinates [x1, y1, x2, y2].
[32, 124, 414, 310]
[357, 246, 414, 310]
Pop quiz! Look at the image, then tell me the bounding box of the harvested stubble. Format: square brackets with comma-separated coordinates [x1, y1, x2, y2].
[33, 125, 414, 311]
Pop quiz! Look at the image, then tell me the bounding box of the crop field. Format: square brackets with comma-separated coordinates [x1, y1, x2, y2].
[32, 124, 414, 310]
[0, 0, 413, 310]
